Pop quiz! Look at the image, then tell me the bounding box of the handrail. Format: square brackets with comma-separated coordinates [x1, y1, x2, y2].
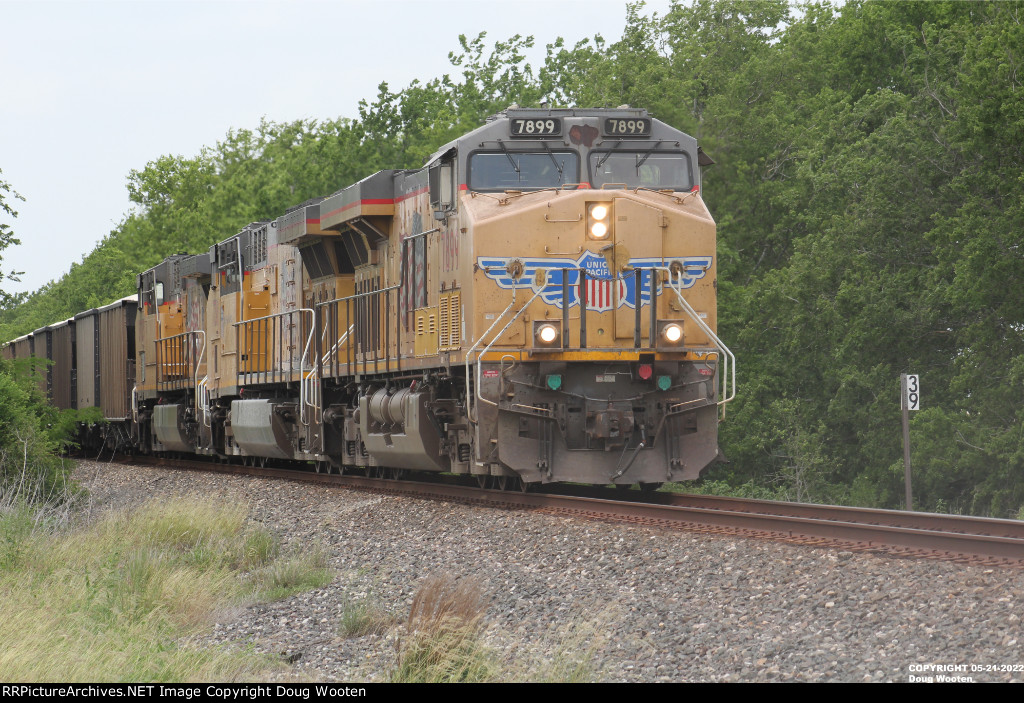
[464, 286, 520, 426]
[316, 284, 400, 377]
[472, 286, 545, 421]
[154, 329, 204, 391]
[192, 330, 206, 422]
[316, 284, 401, 308]
[297, 309, 318, 426]
[198, 375, 211, 428]
[322, 324, 354, 366]
[656, 266, 736, 410]
[233, 308, 315, 423]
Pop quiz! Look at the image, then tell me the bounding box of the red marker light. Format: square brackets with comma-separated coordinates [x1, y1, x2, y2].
[638, 364, 653, 380]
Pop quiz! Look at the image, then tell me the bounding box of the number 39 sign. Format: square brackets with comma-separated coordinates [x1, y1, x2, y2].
[903, 374, 921, 411]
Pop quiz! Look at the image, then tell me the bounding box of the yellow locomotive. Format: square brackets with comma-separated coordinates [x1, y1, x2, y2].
[14, 107, 734, 489]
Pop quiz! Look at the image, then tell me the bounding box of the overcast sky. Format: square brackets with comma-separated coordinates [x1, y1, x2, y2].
[0, 0, 672, 296]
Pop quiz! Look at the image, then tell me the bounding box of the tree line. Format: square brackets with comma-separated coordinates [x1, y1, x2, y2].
[1, 1, 1021, 516]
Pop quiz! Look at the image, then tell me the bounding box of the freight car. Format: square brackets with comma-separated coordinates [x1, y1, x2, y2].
[6, 107, 734, 489]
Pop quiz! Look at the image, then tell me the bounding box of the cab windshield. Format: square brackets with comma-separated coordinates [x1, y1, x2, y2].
[468, 151, 579, 191]
[589, 151, 693, 190]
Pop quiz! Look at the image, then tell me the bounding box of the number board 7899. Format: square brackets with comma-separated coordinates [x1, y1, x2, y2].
[603, 117, 652, 137]
[509, 118, 562, 137]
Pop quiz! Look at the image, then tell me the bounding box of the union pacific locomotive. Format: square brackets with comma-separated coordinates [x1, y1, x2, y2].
[4, 107, 734, 489]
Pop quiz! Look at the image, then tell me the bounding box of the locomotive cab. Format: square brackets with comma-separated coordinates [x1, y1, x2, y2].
[452, 108, 733, 486]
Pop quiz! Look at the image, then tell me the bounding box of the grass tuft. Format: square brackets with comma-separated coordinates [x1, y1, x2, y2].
[530, 614, 608, 682]
[252, 548, 332, 600]
[339, 598, 399, 638]
[390, 573, 497, 683]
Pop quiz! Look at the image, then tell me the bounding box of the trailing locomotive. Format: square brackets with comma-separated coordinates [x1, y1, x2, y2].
[5, 107, 734, 489]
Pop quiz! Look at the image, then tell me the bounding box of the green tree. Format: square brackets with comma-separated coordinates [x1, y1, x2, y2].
[0, 169, 78, 500]
[0, 168, 27, 310]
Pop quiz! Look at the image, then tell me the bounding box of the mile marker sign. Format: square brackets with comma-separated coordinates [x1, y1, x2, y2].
[904, 374, 920, 411]
[900, 373, 919, 510]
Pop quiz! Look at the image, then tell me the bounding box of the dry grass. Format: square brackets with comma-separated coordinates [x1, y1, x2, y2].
[527, 610, 611, 683]
[390, 573, 497, 683]
[407, 573, 489, 630]
[385, 574, 611, 682]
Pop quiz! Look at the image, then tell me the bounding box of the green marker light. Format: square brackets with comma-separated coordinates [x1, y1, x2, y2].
[657, 375, 672, 391]
[547, 374, 563, 391]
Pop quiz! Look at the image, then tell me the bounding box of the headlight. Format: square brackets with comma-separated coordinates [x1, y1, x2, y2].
[533, 321, 562, 348]
[587, 202, 612, 240]
[657, 320, 684, 348]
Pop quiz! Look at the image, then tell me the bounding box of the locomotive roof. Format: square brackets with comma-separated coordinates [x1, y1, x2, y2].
[424, 105, 695, 168]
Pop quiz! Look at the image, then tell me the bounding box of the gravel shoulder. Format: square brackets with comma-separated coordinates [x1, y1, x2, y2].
[73, 459, 1024, 682]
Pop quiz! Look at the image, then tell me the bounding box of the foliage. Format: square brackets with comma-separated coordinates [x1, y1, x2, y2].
[0, 357, 84, 503]
[0, 168, 27, 310]
[3, 1, 1024, 515]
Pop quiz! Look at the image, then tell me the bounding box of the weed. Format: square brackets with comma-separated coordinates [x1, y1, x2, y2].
[339, 599, 398, 638]
[530, 612, 610, 682]
[390, 573, 497, 683]
[240, 528, 278, 569]
[252, 548, 332, 600]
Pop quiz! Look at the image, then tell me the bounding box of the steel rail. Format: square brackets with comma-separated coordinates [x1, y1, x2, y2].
[119, 456, 1024, 567]
[660, 493, 1024, 539]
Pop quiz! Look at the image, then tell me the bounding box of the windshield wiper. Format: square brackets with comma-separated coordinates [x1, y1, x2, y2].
[635, 141, 663, 170]
[596, 142, 623, 170]
[542, 142, 564, 177]
[497, 140, 520, 175]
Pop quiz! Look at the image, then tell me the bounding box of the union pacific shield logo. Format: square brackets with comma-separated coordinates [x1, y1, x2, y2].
[477, 252, 712, 311]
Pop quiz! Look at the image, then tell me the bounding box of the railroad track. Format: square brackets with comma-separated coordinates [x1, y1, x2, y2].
[117, 455, 1024, 568]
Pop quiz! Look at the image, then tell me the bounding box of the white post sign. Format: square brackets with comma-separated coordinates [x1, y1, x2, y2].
[900, 373, 919, 510]
[904, 374, 920, 411]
